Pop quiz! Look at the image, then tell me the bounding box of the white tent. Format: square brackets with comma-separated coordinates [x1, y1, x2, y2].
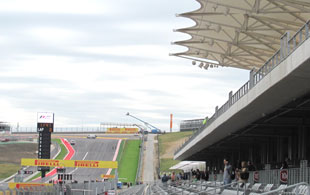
[170, 161, 206, 172]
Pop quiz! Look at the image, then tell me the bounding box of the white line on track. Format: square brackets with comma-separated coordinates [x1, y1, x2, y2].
[68, 152, 88, 174]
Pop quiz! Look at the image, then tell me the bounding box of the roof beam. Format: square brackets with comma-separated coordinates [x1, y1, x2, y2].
[267, 0, 307, 23]
[271, 0, 310, 12]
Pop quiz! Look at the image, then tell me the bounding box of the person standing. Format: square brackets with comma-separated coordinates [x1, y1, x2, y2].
[239, 161, 249, 188]
[223, 158, 232, 185]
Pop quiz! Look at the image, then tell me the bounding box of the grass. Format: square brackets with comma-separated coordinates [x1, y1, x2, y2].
[0, 163, 21, 180]
[27, 138, 67, 181]
[158, 131, 193, 173]
[0, 142, 37, 180]
[158, 131, 193, 156]
[160, 158, 181, 174]
[52, 139, 68, 160]
[118, 140, 141, 184]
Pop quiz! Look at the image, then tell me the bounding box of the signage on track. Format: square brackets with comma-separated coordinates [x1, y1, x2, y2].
[8, 183, 53, 189]
[21, 158, 118, 168]
[101, 174, 115, 179]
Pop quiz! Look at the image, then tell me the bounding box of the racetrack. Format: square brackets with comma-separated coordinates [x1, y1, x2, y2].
[63, 137, 120, 183]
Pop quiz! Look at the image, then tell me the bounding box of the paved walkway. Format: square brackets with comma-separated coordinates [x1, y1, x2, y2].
[142, 134, 156, 183]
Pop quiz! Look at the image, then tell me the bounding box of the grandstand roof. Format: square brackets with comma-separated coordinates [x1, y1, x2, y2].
[171, 0, 310, 70]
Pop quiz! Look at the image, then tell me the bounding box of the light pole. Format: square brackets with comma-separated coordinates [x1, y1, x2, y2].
[126, 112, 162, 133]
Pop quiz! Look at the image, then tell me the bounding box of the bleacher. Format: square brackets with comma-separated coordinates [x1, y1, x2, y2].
[150, 180, 309, 195]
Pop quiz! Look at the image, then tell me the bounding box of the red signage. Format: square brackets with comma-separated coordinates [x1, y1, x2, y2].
[280, 169, 288, 184]
[35, 159, 60, 167]
[74, 160, 99, 168]
[254, 171, 259, 182]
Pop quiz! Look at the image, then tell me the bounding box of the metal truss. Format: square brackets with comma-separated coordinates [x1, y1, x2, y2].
[171, 0, 310, 70]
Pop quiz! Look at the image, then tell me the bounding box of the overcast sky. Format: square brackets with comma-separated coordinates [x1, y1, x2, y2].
[0, 0, 248, 131]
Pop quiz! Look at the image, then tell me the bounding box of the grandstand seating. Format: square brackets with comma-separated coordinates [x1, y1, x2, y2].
[147, 180, 309, 195]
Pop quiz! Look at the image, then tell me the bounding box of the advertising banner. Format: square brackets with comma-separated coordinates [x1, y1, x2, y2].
[21, 158, 118, 169]
[280, 169, 288, 184]
[9, 183, 52, 189]
[253, 171, 259, 183]
[107, 128, 138, 134]
[101, 174, 115, 179]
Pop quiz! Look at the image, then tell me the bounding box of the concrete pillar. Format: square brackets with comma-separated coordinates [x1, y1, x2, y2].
[276, 137, 283, 163]
[298, 126, 306, 160]
[280, 31, 290, 59]
[228, 91, 233, 106]
[299, 160, 308, 182]
[249, 146, 253, 162]
[249, 69, 255, 88]
[288, 137, 292, 161]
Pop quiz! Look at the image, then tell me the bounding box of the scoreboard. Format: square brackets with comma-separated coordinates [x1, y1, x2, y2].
[37, 112, 54, 174]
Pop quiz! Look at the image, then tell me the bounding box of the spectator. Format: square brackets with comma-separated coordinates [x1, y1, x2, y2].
[205, 170, 209, 181]
[196, 169, 201, 180]
[161, 173, 169, 188]
[171, 172, 176, 182]
[248, 161, 256, 171]
[280, 161, 288, 169]
[223, 158, 232, 185]
[239, 161, 249, 188]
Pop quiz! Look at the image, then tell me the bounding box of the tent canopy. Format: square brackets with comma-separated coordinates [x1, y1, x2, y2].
[172, 0, 310, 70]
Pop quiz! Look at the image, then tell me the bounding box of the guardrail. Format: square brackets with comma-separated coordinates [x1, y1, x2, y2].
[175, 20, 310, 156]
[208, 163, 309, 186]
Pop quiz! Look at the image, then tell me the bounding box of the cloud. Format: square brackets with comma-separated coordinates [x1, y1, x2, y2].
[0, 0, 249, 131]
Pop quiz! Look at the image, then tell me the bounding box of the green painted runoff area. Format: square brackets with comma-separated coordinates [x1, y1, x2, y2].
[118, 140, 141, 184]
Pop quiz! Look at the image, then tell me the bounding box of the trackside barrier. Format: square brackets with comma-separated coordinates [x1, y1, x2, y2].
[208, 166, 310, 185]
[175, 20, 310, 156]
[0, 180, 117, 195]
[158, 180, 245, 195]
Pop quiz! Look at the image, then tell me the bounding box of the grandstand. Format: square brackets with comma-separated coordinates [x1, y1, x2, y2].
[173, 0, 310, 169]
[148, 0, 310, 193]
[0, 122, 10, 132]
[180, 119, 204, 132]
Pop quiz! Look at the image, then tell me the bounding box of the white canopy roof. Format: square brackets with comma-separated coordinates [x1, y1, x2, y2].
[172, 0, 310, 70]
[170, 161, 206, 171]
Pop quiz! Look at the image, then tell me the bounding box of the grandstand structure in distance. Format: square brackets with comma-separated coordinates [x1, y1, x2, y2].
[171, 0, 310, 186]
[180, 119, 204, 132]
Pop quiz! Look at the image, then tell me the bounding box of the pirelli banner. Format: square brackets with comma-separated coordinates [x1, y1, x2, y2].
[21, 158, 118, 169]
[9, 183, 53, 189]
[107, 127, 138, 134]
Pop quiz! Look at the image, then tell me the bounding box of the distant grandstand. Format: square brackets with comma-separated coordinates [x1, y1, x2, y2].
[179, 119, 204, 132]
[0, 122, 10, 132]
[100, 123, 140, 134]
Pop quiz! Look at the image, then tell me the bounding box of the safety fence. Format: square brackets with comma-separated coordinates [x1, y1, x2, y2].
[119, 184, 146, 195]
[208, 166, 310, 186]
[0, 180, 117, 195]
[175, 20, 310, 156]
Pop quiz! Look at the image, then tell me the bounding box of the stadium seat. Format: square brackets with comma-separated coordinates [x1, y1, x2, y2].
[221, 189, 245, 195]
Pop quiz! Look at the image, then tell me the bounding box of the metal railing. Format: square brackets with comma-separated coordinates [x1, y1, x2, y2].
[261, 182, 309, 195]
[208, 166, 310, 186]
[175, 20, 310, 155]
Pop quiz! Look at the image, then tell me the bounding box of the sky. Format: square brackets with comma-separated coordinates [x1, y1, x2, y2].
[0, 0, 249, 131]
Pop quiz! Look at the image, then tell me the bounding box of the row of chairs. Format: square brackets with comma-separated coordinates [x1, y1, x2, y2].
[152, 180, 309, 195]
